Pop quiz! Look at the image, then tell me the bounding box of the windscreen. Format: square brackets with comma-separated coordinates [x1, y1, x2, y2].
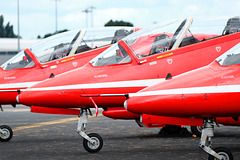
[1, 50, 35, 70]
[90, 43, 131, 66]
[216, 42, 240, 66]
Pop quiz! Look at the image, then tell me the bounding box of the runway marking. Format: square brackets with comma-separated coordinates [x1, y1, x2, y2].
[13, 114, 102, 131]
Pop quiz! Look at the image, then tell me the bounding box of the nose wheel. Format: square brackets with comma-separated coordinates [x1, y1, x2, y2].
[77, 109, 103, 153]
[0, 125, 13, 142]
[199, 118, 233, 160]
[83, 133, 103, 153]
[208, 147, 233, 160]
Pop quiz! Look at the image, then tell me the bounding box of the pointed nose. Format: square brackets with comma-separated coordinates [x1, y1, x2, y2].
[125, 94, 147, 115]
[125, 92, 176, 116]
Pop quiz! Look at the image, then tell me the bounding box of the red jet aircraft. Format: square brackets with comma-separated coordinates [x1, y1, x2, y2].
[17, 17, 238, 153]
[0, 27, 136, 142]
[125, 39, 240, 159]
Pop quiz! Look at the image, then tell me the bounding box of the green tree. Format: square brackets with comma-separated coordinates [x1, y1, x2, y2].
[104, 19, 134, 27]
[0, 15, 6, 37]
[0, 15, 17, 38]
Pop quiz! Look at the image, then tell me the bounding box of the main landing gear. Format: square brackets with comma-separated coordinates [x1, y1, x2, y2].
[77, 109, 103, 153]
[199, 118, 233, 160]
[191, 126, 202, 137]
[0, 125, 13, 142]
[159, 125, 190, 136]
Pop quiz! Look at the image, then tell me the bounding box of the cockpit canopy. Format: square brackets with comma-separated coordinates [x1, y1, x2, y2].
[216, 42, 240, 66]
[1, 27, 134, 70]
[91, 17, 239, 67]
[91, 18, 191, 66]
[215, 16, 240, 66]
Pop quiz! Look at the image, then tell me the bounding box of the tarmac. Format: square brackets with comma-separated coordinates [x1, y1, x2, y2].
[1, 105, 240, 160]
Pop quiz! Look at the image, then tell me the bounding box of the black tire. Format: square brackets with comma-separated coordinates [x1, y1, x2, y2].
[0, 125, 13, 142]
[208, 147, 233, 160]
[190, 126, 202, 137]
[83, 133, 103, 153]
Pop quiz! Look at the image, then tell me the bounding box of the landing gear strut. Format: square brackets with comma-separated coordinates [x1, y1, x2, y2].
[77, 109, 103, 153]
[199, 118, 233, 160]
[0, 125, 13, 142]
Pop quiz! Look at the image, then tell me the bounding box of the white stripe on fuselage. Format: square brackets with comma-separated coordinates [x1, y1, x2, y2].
[23, 78, 165, 92]
[129, 85, 240, 97]
[0, 81, 41, 90]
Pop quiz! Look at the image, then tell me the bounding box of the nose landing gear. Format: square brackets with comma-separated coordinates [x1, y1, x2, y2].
[77, 109, 103, 153]
[199, 118, 233, 160]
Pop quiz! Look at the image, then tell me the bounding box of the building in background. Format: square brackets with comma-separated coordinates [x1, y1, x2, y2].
[0, 38, 40, 64]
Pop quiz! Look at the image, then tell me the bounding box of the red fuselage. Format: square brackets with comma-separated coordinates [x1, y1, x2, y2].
[18, 33, 240, 109]
[0, 27, 138, 105]
[0, 47, 109, 104]
[126, 60, 240, 118]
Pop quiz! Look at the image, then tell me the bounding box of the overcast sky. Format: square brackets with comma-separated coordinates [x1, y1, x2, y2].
[1, 0, 240, 39]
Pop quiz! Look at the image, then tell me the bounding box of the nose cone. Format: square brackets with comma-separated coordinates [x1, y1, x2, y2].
[127, 90, 190, 117]
[125, 93, 159, 115]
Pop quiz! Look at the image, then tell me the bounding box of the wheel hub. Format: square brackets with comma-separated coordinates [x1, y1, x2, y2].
[0, 128, 10, 139]
[87, 137, 100, 149]
[215, 152, 230, 160]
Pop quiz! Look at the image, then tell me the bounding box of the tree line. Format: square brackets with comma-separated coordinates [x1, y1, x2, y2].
[0, 15, 18, 38]
[104, 19, 133, 27]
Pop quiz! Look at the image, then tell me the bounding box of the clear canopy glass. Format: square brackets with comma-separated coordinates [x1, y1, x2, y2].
[1, 50, 35, 70]
[216, 42, 240, 66]
[1, 27, 134, 70]
[91, 43, 131, 66]
[91, 18, 191, 66]
[91, 17, 237, 67]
